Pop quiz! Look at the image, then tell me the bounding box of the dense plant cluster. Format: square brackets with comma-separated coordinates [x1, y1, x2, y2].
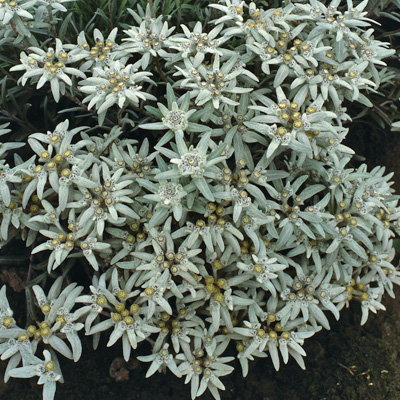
[0, 0, 400, 399]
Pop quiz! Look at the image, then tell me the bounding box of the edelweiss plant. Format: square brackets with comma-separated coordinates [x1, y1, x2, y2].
[1, 0, 400, 399]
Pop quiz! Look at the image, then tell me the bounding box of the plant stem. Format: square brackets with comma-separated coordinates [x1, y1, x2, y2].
[9, 21, 30, 52]
[366, 0, 391, 18]
[149, 0, 155, 18]
[373, 104, 393, 126]
[0, 66, 17, 82]
[177, 0, 182, 26]
[155, 56, 167, 83]
[47, 5, 58, 39]
[0, 109, 37, 132]
[130, 104, 153, 118]
[117, 106, 125, 126]
[27, 243, 36, 282]
[377, 28, 400, 39]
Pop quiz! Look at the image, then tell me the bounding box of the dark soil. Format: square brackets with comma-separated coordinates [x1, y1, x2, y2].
[345, 125, 400, 193]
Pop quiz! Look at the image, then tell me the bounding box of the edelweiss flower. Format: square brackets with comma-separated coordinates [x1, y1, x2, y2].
[86, 269, 159, 361]
[169, 21, 227, 65]
[9, 350, 62, 400]
[72, 162, 138, 237]
[10, 39, 86, 102]
[121, 14, 175, 69]
[174, 54, 256, 109]
[0, 163, 27, 207]
[155, 131, 226, 201]
[65, 28, 120, 72]
[209, 0, 245, 24]
[0, 286, 16, 331]
[79, 60, 156, 124]
[237, 255, 286, 295]
[137, 177, 188, 227]
[139, 83, 210, 146]
[138, 343, 181, 378]
[177, 327, 233, 400]
[36, 0, 77, 13]
[0, 0, 34, 25]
